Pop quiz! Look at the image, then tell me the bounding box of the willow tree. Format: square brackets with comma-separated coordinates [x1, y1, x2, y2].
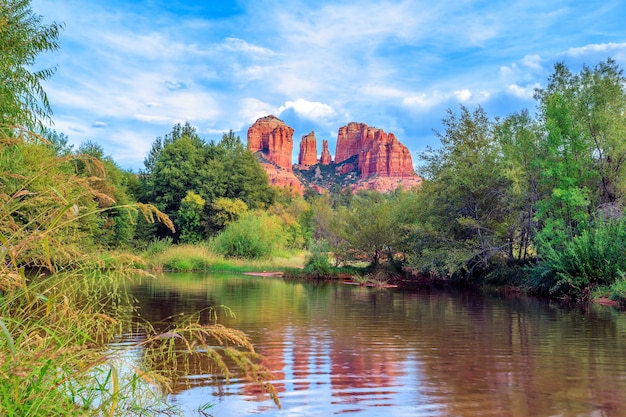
[0, 0, 63, 130]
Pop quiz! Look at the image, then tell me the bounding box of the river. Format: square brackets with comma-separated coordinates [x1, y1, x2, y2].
[114, 272, 626, 416]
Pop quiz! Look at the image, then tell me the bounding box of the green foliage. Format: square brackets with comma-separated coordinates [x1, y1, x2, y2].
[72, 141, 139, 248]
[609, 276, 626, 305]
[530, 217, 626, 297]
[303, 251, 332, 277]
[144, 236, 173, 256]
[0, 0, 64, 131]
[213, 212, 286, 259]
[412, 106, 512, 279]
[211, 197, 248, 229]
[268, 191, 311, 249]
[177, 191, 205, 243]
[140, 125, 275, 241]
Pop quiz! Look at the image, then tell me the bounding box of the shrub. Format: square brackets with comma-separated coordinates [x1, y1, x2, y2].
[144, 236, 174, 256]
[531, 218, 626, 297]
[213, 212, 286, 259]
[303, 252, 332, 277]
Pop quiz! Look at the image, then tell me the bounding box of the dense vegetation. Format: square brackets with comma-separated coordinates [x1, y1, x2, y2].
[3, 0, 626, 414]
[0, 2, 278, 415]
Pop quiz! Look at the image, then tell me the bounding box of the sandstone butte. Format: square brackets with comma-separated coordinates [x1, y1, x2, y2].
[247, 115, 294, 171]
[247, 115, 422, 194]
[298, 131, 318, 166]
[319, 140, 332, 165]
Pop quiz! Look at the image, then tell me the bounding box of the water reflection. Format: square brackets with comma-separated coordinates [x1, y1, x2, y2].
[116, 272, 626, 417]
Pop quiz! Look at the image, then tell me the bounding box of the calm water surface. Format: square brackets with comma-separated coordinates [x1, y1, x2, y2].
[118, 272, 626, 416]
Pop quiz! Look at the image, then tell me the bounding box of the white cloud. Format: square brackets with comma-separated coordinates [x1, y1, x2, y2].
[403, 93, 445, 109]
[565, 42, 626, 58]
[239, 98, 278, 123]
[403, 88, 487, 109]
[278, 99, 336, 121]
[133, 114, 174, 123]
[454, 89, 472, 102]
[221, 37, 277, 57]
[507, 83, 540, 99]
[521, 54, 543, 71]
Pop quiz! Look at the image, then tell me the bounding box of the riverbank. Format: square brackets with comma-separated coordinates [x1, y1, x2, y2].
[144, 242, 307, 273]
[140, 243, 626, 309]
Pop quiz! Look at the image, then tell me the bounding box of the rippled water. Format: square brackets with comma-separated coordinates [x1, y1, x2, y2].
[117, 272, 626, 416]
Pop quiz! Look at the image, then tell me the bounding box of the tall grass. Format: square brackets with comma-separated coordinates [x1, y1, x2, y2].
[0, 131, 279, 415]
[145, 243, 306, 272]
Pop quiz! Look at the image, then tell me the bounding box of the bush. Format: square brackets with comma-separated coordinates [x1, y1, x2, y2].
[531, 218, 626, 297]
[303, 252, 332, 277]
[144, 236, 174, 256]
[213, 212, 286, 259]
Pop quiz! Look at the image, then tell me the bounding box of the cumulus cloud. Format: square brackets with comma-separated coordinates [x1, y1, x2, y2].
[403, 88, 488, 109]
[278, 99, 336, 121]
[454, 89, 472, 102]
[521, 54, 543, 71]
[403, 92, 445, 109]
[239, 98, 278, 123]
[507, 83, 540, 99]
[565, 42, 626, 58]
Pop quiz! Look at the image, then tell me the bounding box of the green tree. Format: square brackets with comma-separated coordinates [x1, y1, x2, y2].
[534, 63, 596, 245]
[214, 130, 276, 209]
[412, 106, 511, 278]
[178, 191, 206, 243]
[333, 191, 407, 266]
[0, 0, 63, 130]
[211, 197, 248, 230]
[141, 125, 276, 241]
[495, 110, 542, 262]
[528, 60, 626, 296]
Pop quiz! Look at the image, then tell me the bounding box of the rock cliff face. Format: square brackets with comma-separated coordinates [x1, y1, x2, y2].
[247, 115, 294, 171]
[247, 116, 421, 194]
[319, 140, 332, 165]
[298, 131, 318, 166]
[335, 122, 416, 178]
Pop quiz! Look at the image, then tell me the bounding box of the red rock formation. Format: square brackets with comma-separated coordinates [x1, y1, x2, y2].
[249, 116, 420, 195]
[354, 175, 422, 193]
[260, 162, 305, 194]
[247, 115, 294, 171]
[335, 122, 416, 179]
[359, 131, 415, 178]
[319, 139, 332, 165]
[298, 131, 318, 166]
[335, 122, 368, 164]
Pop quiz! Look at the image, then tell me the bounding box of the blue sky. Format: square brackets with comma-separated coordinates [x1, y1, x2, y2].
[31, 0, 626, 172]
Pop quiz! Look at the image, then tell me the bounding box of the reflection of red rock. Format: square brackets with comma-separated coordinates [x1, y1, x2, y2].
[298, 132, 318, 166]
[329, 339, 404, 407]
[247, 115, 294, 171]
[320, 140, 332, 165]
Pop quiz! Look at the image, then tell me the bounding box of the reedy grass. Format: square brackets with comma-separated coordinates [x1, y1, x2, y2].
[145, 243, 306, 272]
[1, 131, 279, 415]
